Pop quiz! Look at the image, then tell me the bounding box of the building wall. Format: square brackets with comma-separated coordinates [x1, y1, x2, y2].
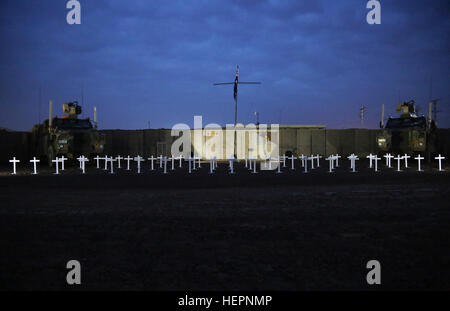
[2, 128, 449, 162]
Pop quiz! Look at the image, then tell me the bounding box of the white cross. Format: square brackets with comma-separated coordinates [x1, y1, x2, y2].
[326, 156, 334, 173]
[116, 155, 123, 169]
[276, 156, 282, 174]
[77, 155, 89, 174]
[60, 155, 68, 170]
[134, 156, 144, 174]
[148, 156, 155, 171]
[227, 157, 236, 174]
[250, 158, 258, 174]
[435, 154, 445, 171]
[347, 154, 359, 173]
[163, 157, 168, 174]
[170, 156, 175, 170]
[30, 157, 40, 175]
[192, 156, 197, 170]
[309, 155, 315, 169]
[9, 157, 20, 175]
[374, 155, 381, 172]
[281, 155, 287, 167]
[124, 156, 133, 171]
[52, 157, 61, 175]
[248, 157, 253, 170]
[384, 153, 394, 168]
[316, 155, 322, 168]
[186, 157, 194, 174]
[366, 153, 374, 168]
[94, 155, 102, 169]
[395, 155, 404, 172]
[303, 155, 308, 173]
[404, 154, 411, 168]
[288, 155, 297, 170]
[195, 156, 202, 168]
[415, 154, 424, 172]
[103, 155, 109, 170]
[300, 154, 305, 167]
[335, 154, 341, 167]
[178, 155, 183, 168]
[245, 156, 248, 168]
[159, 155, 163, 168]
[208, 158, 214, 174]
[214, 156, 218, 170]
[109, 157, 117, 174]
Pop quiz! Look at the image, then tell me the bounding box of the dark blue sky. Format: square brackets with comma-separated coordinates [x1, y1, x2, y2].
[0, 0, 449, 130]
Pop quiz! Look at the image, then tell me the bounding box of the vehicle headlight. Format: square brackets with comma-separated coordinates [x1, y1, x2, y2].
[377, 138, 386, 143]
[58, 139, 68, 144]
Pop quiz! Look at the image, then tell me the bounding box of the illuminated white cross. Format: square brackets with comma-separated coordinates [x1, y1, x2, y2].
[276, 156, 282, 174]
[170, 156, 175, 170]
[395, 155, 404, 172]
[227, 157, 236, 174]
[177, 155, 183, 168]
[288, 155, 297, 170]
[300, 154, 305, 167]
[326, 156, 334, 173]
[384, 153, 394, 168]
[347, 154, 359, 173]
[124, 156, 133, 171]
[134, 156, 144, 174]
[163, 157, 168, 174]
[435, 154, 445, 171]
[52, 157, 61, 175]
[30, 157, 40, 175]
[9, 157, 20, 175]
[309, 155, 315, 169]
[148, 156, 155, 171]
[248, 157, 253, 170]
[60, 156, 68, 171]
[208, 158, 214, 174]
[159, 155, 163, 168]
[192, 156, 197, 170]
[76, 155, 89, 174]
[374, 155, 381, 172]
[303, 155, 308, 173]
[186, 157, 194, 174]
[250, 157, 258, 174]
[116, 155, 123, 169]
[109, 157, 117, 174]
[335, 154, 341, 167]
[195, 156, 201, 168]
[103, 155, 109, 170]
[245, 156, 248, 168]
[366, 153, 374, 168]
[94, 155, 102, 169]
[415, 155, 424, 172]
[316, 154, 322, 167]
[281, 155, 287, 167]
[404, 154, 411, 168]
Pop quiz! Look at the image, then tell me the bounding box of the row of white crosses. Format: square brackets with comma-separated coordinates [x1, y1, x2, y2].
[7, 153, 447, 175]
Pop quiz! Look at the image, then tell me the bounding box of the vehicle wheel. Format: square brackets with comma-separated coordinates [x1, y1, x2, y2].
[48, 147, 55, 167]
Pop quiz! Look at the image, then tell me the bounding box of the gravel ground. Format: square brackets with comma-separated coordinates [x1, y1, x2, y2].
[0, 160, 449, 290]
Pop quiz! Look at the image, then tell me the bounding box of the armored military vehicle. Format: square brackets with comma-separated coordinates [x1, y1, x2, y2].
[376, 100, 437, 159]
[31, 101, 105, 166]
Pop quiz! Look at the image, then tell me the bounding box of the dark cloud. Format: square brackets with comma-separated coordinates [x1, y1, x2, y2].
[0, 0, 449, 130]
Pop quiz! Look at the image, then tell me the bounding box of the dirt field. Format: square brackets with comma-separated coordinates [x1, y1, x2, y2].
[0, 160, 449, 290]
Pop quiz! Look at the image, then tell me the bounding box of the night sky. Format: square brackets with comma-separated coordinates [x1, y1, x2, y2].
[0, 0, 449, 131]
